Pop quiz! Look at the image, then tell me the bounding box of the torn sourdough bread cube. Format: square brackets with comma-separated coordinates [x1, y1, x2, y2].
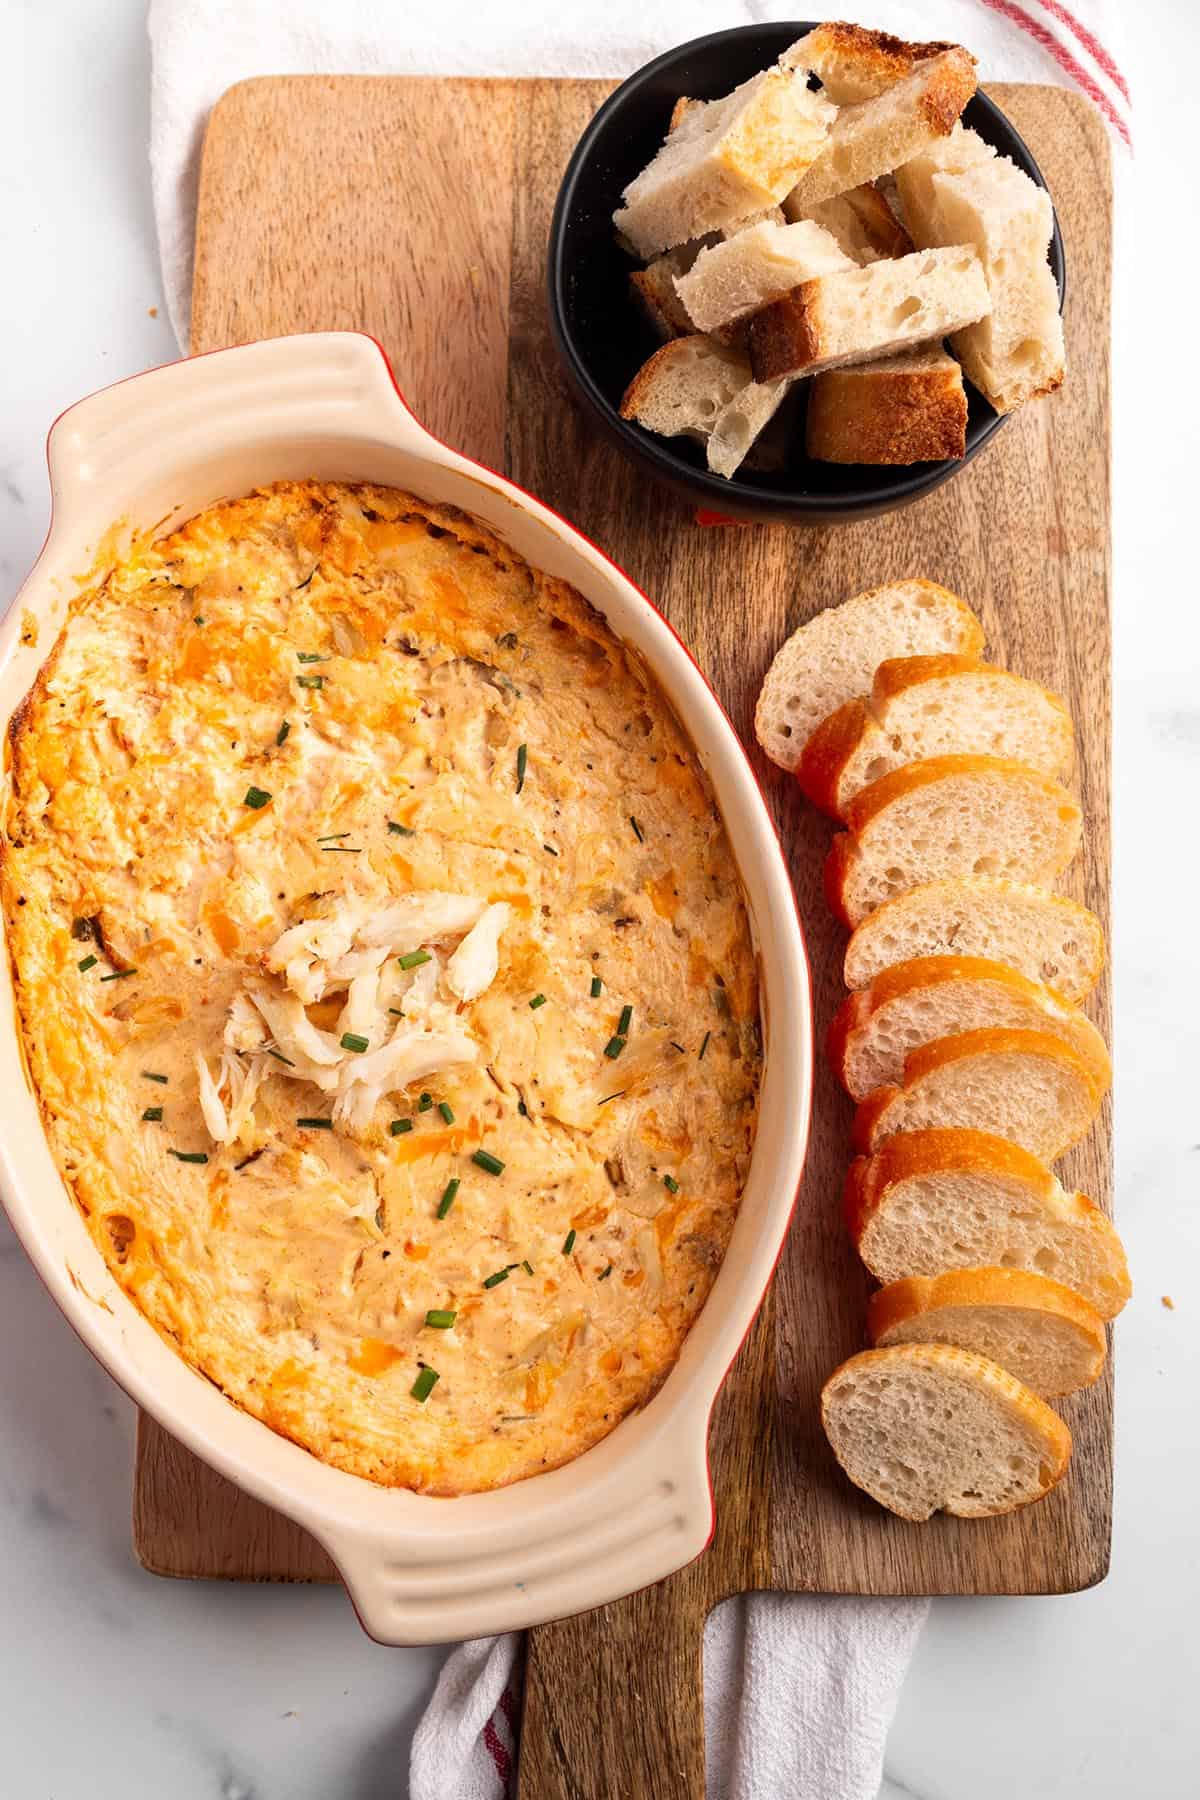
[784, 182, 912, 263]
[805, 345, 967, 464]
[675, 218, 854, 334]
[781, 22, 959, 104]
[750, 244, 991, 382]
[613, 65, 836, 257]
[619, 335, 792, 481]
[896, 125, 1065, 413]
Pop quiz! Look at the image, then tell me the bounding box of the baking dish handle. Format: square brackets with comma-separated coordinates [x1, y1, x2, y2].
[44, 332, 439, 516]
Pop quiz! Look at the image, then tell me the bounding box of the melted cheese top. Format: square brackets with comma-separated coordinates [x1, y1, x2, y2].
[2, 482, 760, 1493]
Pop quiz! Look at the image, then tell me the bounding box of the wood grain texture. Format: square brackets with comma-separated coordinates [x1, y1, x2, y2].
[136, 73, 1111, 1792]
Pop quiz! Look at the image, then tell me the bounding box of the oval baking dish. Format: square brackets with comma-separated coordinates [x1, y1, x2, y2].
[0, 332, 812, 1645]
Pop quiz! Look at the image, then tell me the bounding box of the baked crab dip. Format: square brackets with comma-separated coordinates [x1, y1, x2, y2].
[1, 481, 761, 1494]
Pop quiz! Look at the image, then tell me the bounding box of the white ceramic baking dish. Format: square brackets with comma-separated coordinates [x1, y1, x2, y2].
[0, 332, 811, 1645]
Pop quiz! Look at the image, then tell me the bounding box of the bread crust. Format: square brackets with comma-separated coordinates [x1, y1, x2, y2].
[796, 697, 870, 815]
[850, 1025, 1106, 1156]
[843, 753, 1080, 839]
[825, 954, 1112, 1099]
[788, 22, 960, 92]
[844, 1126, 1059, 1242]
[820, 1342, 1072, 1519]
[806, 355, 967, 465]
[619, 336, 749, 426]
[629, 268, 692, 344]
[842, 877, 1106, 1001]
[749, 282, 822, 382]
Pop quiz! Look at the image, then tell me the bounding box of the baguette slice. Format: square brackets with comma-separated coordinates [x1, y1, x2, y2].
[798, 655, 1074, 816]
[675, 219, 853, 334]
[825, 756, 1083, 929]
[845, 1127, 1130, 1318]
[620, 336, 751, 444]
[784, 47, 978, 212]
[749, 245, 991, 383]
[827, 955, 1111, 1102]
[821, 1342, 1072, 1520]
[614, 68, 836, 258]
[782, 23, 958, 104]
[806, 348, 967, 467]
[867, 1268, 1106, 1399]
[755, 580, 983, 772]
[851, 1027, 1106, 1163]
[898, 128, 1064, 413]
[843, 877, 1105, 1002]
[783, 183, 912, 262]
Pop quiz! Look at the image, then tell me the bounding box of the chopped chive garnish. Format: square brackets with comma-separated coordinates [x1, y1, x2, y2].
[391, 1117, 413, 1136]
[387, 820, 415, 836]
[562, 1229, 577, 1255]
[77, 954, 98, 973]
[398, 949, 431, 971]
[663, 1174, 680, 1194]
[590, 976, 602, 998]
[529, 993, 547, 1010]
[482, 1267, 510, 1289]
[296, 651, 329, 664]
[418, 1092, 433, 1112]
[141, 1071, 169, 1084]
[543, 844, 558, 857]
[598, 1091, 626, 1105]
[340, 1032, 369, 1053]
[598, 1263, 614, 1280]
[297, 673, 324, 689]
[438, 1100, 455, 1125]
[603, 1035, 626, 1060]
[630, 815, 644, 843]
[243, 786, 272, 810]
[517, 1099, 528, 1117]
[266, 1046, 294, 1066]
[472, 1149, 505, 1177]
[425, 1309, 457, 1329]
[296, 1116, 333, 1130]
[437, 1178, 460, 1218]
[699, 1030, 711, 1061]
[411, 1366, 439, 1403]
[318, 831, 351, 842]
[617, 1004, 633, 1036]
[142, 1106, 163, 1122]
[321, 845, 362, 853]
[276, 719, 291, 746]
[168, 1149, 209, 1164]
[515, 743, 528, 793]
[100, 967, 137, 982]
[193, 615, 205, 626]
[670, 1040, 686, 1054]
[521, 1259, 534, 1276]
[388, 1006, 404, 1017]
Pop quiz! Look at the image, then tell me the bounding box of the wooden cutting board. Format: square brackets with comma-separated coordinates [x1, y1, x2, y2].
[133, 74, 1112, 1798]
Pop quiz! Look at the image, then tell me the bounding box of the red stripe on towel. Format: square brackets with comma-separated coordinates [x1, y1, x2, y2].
[484, 1716, 512, 1789]
[977, 0, 1131, 144]
[1032, 0, 1130, 103]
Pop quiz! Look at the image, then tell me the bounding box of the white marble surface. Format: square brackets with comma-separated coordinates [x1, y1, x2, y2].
[1, 3, 1196, 1797]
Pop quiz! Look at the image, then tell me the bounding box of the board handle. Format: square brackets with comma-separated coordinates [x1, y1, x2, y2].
[517, 1569, 709, 1799]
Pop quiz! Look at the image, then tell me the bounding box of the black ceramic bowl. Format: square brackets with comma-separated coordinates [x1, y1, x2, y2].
[547, 23, 1065, 524]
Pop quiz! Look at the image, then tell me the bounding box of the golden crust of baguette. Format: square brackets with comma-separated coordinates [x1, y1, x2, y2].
[825, 954, 1112, 1099]
[820, 1342, 1073, 1520]
[850, 1025, 1106, 1157]
[865, 1267, 1107, 1396]
[806, 355, 967, 465]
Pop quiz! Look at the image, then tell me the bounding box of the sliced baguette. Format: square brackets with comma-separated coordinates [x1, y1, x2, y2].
[614, 69, 836, 258]
[845, 1127, 1130, 1319]
[675, 218, 853, 334]
[805, 347, 967, 466]
[824, 756, 1083, 929]
[827, 955, 1111, 1102]
[782, 23, 958, 105]
[784, 183, 913, 262]
[897, 127, 1065, 413]
[843, 877, 1105, 1002]
[798, 654, 1074, 817]
[784, 47, 978, 212]
[851, 1027, 1106, 1163]
[821, 1342, 1072, 1520]
[867, 1268, 1106, 1399]
[749, 245, 991, 383]
[755, 579, 983, 772]
[619, 336, 750, 444]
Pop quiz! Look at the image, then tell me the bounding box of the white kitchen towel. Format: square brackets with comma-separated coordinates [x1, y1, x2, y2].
[149, 0, 1131, 349]
[146, 4, 1130, 1797]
